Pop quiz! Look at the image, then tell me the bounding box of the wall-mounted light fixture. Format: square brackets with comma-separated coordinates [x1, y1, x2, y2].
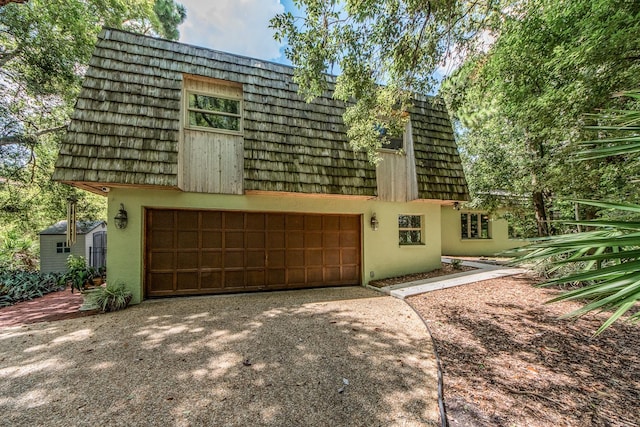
[453, 202, 461, 211]
[370, 213, 379, 231]
[114, 203, 128, 229]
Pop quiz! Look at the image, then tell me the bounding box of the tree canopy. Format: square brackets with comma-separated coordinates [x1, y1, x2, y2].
[0, 0, 186, 254]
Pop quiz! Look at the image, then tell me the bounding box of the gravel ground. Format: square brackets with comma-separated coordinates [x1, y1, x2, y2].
[0, 286, 439, 426]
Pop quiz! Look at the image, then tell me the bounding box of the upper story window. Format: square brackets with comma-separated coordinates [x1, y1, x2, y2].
[398, 214, 423, 245]
[461, 213, 490, 239]
[376, 125, 404, 151]
[56, 242, 71, 253]
[186, 92, 242, 132]
[183, 76, 243, 135]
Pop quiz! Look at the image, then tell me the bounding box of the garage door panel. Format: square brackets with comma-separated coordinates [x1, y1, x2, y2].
[177, 211, 199, 228]
[152, 211, 175, 228]
[224, 212, 244, 229]
[202, 211, 222, 228]
[225, 251, 244, 268]
[176, 272, 198, 290]
[268, 232, 285, 248]
[225, 270, 245, 286]
[150, 252, 174, 270]
[247, 250, 265, 268]
[288, 268, 305, 284]
[201, 251, 222, 268]
[225, 231, 244, 248]
[247, 232, 265, 248]
[177, 251, 199, 269]
[151, 231, 174, 248]
[288, 232, 304, 248]
[246, 213, 265, 230]
[323, 233, 340, 248]
[286, 250, 304, 267]
[201, 271, 222, 289]
[267, 269, 285, 285]
[146, 210, 361, 297]
[202, 231, 222, 248]
[178, 231, 198, 249]
[150, 273, 175, 291]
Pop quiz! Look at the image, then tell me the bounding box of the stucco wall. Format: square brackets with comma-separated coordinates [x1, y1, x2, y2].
[107, 188, 443, 304]
[440, 207, 526, 257]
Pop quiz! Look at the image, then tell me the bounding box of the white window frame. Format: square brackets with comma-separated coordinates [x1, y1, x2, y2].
[398, 214, 424, 246]
[184, 89, 243, 135]
[56, 241, 71, 254]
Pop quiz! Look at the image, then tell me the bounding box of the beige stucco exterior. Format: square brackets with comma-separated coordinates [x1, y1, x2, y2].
[107, 188, 444, 304]
[440, 207, 526, 257]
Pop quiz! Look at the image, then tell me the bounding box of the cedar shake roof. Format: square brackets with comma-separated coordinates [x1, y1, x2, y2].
[53, 28, 469, 201]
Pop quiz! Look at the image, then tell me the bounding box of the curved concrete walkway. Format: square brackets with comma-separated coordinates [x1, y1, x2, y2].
[0, 287, 439, 426]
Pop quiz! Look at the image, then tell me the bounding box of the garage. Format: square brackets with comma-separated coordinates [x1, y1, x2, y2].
[144, 209, 362, 297]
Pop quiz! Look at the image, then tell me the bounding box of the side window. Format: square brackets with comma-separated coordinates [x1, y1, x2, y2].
[398, 215, 423, 245]
[56, 242, 71, 253]
[461, 213, 490, 239]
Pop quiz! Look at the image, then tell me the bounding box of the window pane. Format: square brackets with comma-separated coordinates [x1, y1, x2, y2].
[408, 216, 421, 228]
[481, 214, 490, 238]
[460, 214, 468, 238]
[189, 111, 239, 131]
[398, 215, 410, 228]
[470, 214, 478, 238]
[189, 94, 239, 114]
[399, 230, 422, 245]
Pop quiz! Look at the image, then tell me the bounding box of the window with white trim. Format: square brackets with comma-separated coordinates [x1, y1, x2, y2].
[461, 213, 490, 239]
[186, 92, 242, 133]
[398, 215, 423, 245]
[56, 242, 71, 253]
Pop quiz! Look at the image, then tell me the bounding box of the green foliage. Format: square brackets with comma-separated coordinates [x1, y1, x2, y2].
[0, 0, 185, 238]
[0, 270, 63, 307]
[515, 92, 640, 334]
[442, 0, 640, 236]
[0, 227, 38, 270]
[87, 281, 132, 312]
[270, 0, 505, 162]
[59, 254, 97, 293]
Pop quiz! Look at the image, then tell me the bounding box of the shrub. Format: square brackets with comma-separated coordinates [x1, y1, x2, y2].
[59, 255, 97, 293]
[87, 281, 132, 313]
[0, 270, 64, 307]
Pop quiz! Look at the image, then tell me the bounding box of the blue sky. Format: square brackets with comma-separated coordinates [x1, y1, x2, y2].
[177, 0, 299, 65]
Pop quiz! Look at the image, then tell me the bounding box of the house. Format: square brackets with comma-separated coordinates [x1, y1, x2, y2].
[52, 28, 469, 304]
[39, 220, 107, 273]
[440, 205, 526, 257]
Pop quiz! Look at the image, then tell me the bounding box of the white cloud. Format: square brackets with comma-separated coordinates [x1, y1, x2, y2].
[178, 0, 285, 60]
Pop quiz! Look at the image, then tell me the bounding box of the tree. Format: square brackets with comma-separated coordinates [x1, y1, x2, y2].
[0, 0, 186, 255]
[442, 0, 640, 236]
[271, 0, 506, 162]
[516, 91, 640, 334]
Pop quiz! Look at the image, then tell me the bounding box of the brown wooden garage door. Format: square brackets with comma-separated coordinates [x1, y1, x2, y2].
[145, 209, 361, 297]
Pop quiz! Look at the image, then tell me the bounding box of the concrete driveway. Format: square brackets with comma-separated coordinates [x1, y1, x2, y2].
[0, 287, 439, 426]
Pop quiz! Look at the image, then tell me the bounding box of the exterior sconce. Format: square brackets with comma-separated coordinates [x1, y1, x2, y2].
[453, 202, 461, 211]
[370, 213, 379, 231]
[114, 203, 128, 229]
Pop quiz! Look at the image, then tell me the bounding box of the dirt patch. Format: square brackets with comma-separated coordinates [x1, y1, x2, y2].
[369, 262, 476, 288]
[407, 274, 640, 427]
[0, 287, 97, 328]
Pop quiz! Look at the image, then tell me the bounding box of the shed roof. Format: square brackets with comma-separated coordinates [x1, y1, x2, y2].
[53, 28, 468, 201]
[40, 220, 106, 236]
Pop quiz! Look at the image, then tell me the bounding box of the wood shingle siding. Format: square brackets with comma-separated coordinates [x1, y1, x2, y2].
[53, 28, 468, 201]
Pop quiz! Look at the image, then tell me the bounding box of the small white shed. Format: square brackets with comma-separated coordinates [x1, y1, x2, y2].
[39, 220, 107, 273]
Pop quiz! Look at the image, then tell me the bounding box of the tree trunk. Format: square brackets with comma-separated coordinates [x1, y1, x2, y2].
[533, 190, 549, 236]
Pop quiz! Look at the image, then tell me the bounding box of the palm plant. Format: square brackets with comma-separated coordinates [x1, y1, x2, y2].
[515, 91, 640, 334]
